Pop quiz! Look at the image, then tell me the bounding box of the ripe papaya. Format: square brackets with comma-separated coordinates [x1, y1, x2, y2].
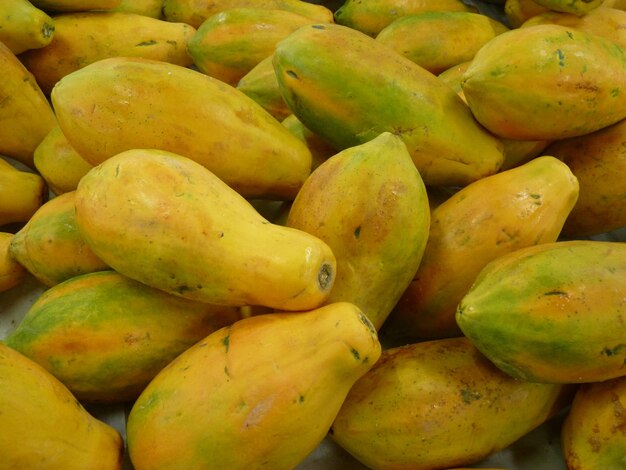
[109, 0, 162, 17]
[127, 302, 381, 470]
[0, 232, 26, 293]
[5, 270, 240, 403]
[0, 158, 47, 227]
[273, 23, 504, 187]
[504, 0, 550, 28]
[457, 240, 626, 383]
[286, 132, 430, 330]
[74, 148, 336, 311]
[532, 0, 604, 15]
[0, 0, 54, 55]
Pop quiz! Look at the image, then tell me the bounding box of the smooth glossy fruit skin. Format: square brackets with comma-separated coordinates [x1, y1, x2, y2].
[0, 0, 54, 54]
[562, 376, 626, 469]
[74, 148, 336, 311]
[0, 342, 124, 469]
[533, 0, 605, 15]
[5, 270, 241, 403]
[51, 56, 312, 199]
[457, 240, 626, 384]
[387, 156, 578, 340]
[330, 337, 572, 470]
[461, 24, 626, 141]
[0, 232, 26, 292]
[545, 117, 626, 237]
[0, 158, 47, 227]
[20, 12, 196, 95]
[286, 132, 430, 330]
[9, 191, 108, 287]
[273, 23, 504, 187]
[127, 302, 381, 470]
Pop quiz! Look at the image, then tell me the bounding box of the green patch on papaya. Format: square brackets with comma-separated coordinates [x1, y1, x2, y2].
[460, 388, 481, 404]
[351, 348, 360, 361]
[602, 344, 626, 357]
[354, 225, 361, 239]
[556, 49, 565, 68]
[222, 334, 230, 352]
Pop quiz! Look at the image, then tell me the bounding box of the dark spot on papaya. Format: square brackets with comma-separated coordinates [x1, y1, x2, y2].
[224, 365, 231, 378]
[222, 334, 230, 352]
[611, 88, 620, 98]
[42, 23, 55, 39]
[556, 49, 565, 67]
[218, 232, 224, 238]
[312, 24, 326, 30]
[460, 388, 481, 404]
[603, 344, 626, 357]
[351, 348, 360, 360]
[286, 70, 298, 79]
[115, 164, 120, 177]
[566, 31, 574, 39]
[136, 40, 157, 46]
[299, 395, 305, 403]
[354, 226, 361, 239]
[166, 40, 177, 46]
[358, 312, 377, 336]
[318, 263, 333, 291]
[530, 194, 541, 199]
[544, 290, 568, 297]
[175, 285, 191, 294]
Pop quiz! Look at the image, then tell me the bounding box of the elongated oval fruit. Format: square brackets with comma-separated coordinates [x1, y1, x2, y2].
[0, 0, 54, 55]
[74, 148, 336, 311]
[51, 56, 312, 199]
[127, 302, 381, 470]
[457, 240, 626, 383]
[330, 337, 572, 470]
[0, 158, 47, 226]
[388, 156, 579, 340]
[0, 342, 123, 469]
[273, 23, 504, 187]
[5, 270, 240, 403]
[286, 132, 430, 330]
[0, 232, 26, 292]
[461, 24, 626, 141]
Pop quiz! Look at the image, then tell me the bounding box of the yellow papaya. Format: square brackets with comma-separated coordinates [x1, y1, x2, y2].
[0, 341, 123, 469]
[5, 270, 241, 403]
[376, 11, 509, 75]
[127, 301, 381, 470]
[387, 156, 578, 340]
[74, 148, 336, 311]
[334, 0, 477, 37]
[562, 376, 626, 469]
[20, 11, 196, 95]
[0, 42, 57, 168]
[543, 117, 626, 237]
[9, 191, 108, 287]
[29, 0, 121, 12]
[0, 0, 54, 55]
[461, 24, 626, 141]
[108, 0, 162, 18]
[273, 23, 504, 187]
[0, 158, 47, 227]
[533, 0, 605, 14]
[605, 0, 626, 8]
[330, 337, 572, 470]
[33, 125, 93, 196]
[286, 132, 430, 330]
[0, 232, 26, 292]
[505, 0, 551, 27]
[163, 0, 333, 29]
[188, 7, 325, 86]
[51, 56, 312, 199]
[281, 114, 337, 171]
[457, 240, 626, 383]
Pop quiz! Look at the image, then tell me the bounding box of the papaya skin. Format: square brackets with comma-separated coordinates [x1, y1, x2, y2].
[457, 240, 626, 384]
[286, 132, 430, 331]
[0, 232, 26, 292]
[505, 0, 551, 28]
[386, 156, 578, 340]
[0, 158, 47, 227]
[127, 302, 381, 470]
[0, 0, 54, 55]
[330, 337, 572, 470]
[74, 148, 336, 311]
[533, 0, 605, 15]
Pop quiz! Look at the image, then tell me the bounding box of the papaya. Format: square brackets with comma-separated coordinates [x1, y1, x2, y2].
[286, 132, 430, 330]
[5, 270, 241, 403]
[521, 7, 626, 51]
[0, 0, 54, 55]
[273, 23, 504, 187]
[281, 114, 337, 171]
[461, 24, 626, 141]
[532, 0, 605, 15]
[543, 117, 626, 237]
[334, 0, 477, 37]
[562, 375, 626, 469]
[0, 41, 57, 168]
[376, 11, 509, 75]
[51, 56, 312, 200]
[163, 0, 333, 28]
[109, 0, 162, 18]
[33, 125, 93, 196]
[0, 341, 123, 469]
[127, 302, 381, 470]
[9, 191, 109, 287]
[188, 8, 326, 86]
[74, 148, 336, 311]
[19, 11, 196, 95]
[605, 0, 626, 8]
[330, 337, 572, 470]
[0, 158, 47, 227]
[386, 156, 578, 340]
[28, 0, 121, 12]
[438, 60, 472, 96]
[0, 232, 26, 292]
[457, 240, 626, 384]
[505, 0, 551, 27]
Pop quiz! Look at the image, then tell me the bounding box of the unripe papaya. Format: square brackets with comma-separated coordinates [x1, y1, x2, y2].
[74, 148, 336, 311]
[387, 156, 578, 340]
[330, 337, 572, 470]
[51, 56, 311, 199]
[0, 342, 123, 469]
[286, 132, 430, 330]
[5, 270, 241, 403]
[273, 23, 504, 187]
[127, 302, 381, 470]
[0, 158, 47, 227]
[9, 191, 108, 287]
[457, 240, 626, 384]
[0, 0, 54, 55]
[461, 24, 626, 141]
[0, 232, 26, 292]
